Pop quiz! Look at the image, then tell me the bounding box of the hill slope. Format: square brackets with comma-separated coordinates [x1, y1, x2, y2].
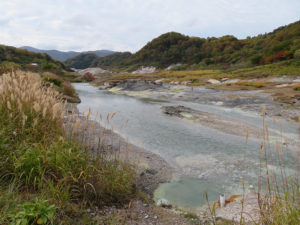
[64, 52, 132, 69]
[121, 20, 300, 69]
[63, 20, 300, 71]
[19, 46, 115, 61]
[0, 44, 71, 72]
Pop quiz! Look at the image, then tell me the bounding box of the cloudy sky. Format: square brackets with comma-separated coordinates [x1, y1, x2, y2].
[0, 0, 299, 53]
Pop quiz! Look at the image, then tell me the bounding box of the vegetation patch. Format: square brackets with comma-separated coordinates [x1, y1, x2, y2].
[236, 80, 265, 88]
[0, 71, 136, 224]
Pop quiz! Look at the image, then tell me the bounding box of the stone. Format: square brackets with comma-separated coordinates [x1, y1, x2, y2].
[157, 199, 171, 207]
[207, 79, 221, 84]
[154, 79, 167, 84]
[181, 80, 192, 85]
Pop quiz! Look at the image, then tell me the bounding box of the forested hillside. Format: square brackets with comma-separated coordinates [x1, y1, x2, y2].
[122, 20, 300, 69]
[64, 20, 300, 71]
[64, 52, 132, 69]
[0, 44, 72, 72]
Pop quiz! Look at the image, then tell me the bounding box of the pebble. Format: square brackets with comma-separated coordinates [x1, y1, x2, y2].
[145, 215, 149, 219]
[154, 216, 158, 219]
[143, 204, 148, 207]
[86, 208, 91, 213]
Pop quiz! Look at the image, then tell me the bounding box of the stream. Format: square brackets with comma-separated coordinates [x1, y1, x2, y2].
[73, 83, 299, 211]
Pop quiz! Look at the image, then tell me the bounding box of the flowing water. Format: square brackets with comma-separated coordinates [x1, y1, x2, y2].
[74, 83, 299, 211]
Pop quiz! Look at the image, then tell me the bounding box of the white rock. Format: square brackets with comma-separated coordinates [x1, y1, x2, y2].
[154, 78, 167, 84]
[157, 199, 171, 206]
[181, 80, 192, 85]
[207, 79, 221, 84]
[275, 84, 293, 88]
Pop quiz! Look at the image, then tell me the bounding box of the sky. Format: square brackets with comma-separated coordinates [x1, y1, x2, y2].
[0, 0, 299, 53]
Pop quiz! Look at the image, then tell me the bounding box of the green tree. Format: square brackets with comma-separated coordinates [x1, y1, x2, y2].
[295, 49, 300, 59]
[250, 54, 263, 64]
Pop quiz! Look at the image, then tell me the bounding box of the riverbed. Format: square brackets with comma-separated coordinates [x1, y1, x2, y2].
[73, 83, 299, 211]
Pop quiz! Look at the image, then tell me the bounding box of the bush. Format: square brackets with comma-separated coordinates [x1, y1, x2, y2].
[62, 82, 76, 96]
[42, 63, 59, 71]
[42, 75, 63, 86]
[295, 49, 300, 59]
[250, 54, 263, 64]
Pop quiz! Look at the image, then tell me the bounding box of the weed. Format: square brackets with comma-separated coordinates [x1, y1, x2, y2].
[184, 213, 198, 219]
[8, 197, 58, 225]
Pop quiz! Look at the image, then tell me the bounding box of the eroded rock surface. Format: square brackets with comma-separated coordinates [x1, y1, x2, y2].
[114, 79, 169, 92]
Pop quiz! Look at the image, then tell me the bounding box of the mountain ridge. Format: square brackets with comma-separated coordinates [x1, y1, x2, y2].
[19, 46, 115, 62]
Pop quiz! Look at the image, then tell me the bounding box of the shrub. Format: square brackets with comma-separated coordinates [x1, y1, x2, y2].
[42, 63, 59, 71]
[250, 54, 263, 64]
[83, 72, 96, 80]
[62, 82, 76, 96]
[295, 49, 300, 59]
[42, 74, 63, 86]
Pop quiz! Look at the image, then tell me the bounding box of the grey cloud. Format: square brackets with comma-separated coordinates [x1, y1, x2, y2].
[0, 0, 300, 52]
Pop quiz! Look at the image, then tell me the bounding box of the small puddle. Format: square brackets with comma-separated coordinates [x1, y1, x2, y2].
[180, 112, 193, 118]
[154, 177, 220, 211]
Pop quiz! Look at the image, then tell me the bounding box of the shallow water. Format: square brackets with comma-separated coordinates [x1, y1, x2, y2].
[74, 83, 299, 211]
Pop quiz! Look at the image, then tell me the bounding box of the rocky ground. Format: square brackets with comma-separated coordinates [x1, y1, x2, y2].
[102, 78, 300, 122]
[102, 79, 169, 92]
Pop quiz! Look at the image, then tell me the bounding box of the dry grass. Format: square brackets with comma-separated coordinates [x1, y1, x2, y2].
[62, 82, 76, 96]
[293, 83, 300, 91]
[236, 80, 265, 88]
